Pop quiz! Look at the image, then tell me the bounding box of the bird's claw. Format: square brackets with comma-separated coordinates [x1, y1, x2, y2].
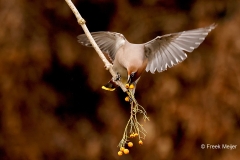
[114, 72, 121, 81]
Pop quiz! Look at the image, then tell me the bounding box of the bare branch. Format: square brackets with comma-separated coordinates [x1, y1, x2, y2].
[65, 0, 127, 92]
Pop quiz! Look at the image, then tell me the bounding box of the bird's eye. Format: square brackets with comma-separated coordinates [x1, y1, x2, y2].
[130, 73, 135, 77]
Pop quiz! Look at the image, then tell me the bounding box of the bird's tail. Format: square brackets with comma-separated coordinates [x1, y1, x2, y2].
[101, 79, 118, 91]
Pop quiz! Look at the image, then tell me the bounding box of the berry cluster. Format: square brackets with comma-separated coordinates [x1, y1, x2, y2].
[118, 140, 143, 156]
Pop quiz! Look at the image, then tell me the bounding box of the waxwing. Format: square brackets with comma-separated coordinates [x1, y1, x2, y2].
[78, 24, 216, 92]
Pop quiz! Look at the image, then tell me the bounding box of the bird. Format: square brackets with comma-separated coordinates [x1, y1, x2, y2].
[77, 24, 216, 93]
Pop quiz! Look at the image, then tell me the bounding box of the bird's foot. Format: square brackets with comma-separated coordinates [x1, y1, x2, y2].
[114, 72, 121, 81]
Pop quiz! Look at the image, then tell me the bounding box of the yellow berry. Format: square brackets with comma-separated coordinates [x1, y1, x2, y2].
[129, 84, 134, 89]
[125, 83, 130, 88]
[130, 134, 134, 138]
[120, 147, 125, 152]
[128, 142, 133, 147]
[118, 151, 123, 156]
[125, 96, 130, 102]
[123, 149, 129, 154]
[134, 133, 138, 137]
[139, 140, 143, 145]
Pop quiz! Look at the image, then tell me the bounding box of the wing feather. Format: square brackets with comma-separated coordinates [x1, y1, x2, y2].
[144, 24, 216, 73]
[77, 32, 126, 62]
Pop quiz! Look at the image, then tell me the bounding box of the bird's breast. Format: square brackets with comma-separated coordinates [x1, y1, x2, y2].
[113, 43, 147, 84]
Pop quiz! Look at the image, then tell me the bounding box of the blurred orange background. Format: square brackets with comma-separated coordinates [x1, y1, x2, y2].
[0, 0, 240, 159]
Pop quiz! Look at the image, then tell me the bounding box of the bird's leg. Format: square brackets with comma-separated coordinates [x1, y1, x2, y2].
[113, 72, 121, 81]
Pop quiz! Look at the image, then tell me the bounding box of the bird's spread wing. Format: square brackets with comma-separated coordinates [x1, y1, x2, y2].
[144, 24, 216, 73]
[77, 32, 126, 62]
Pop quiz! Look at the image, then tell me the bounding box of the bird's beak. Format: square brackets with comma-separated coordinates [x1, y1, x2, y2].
[127, 74, 131, 83]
